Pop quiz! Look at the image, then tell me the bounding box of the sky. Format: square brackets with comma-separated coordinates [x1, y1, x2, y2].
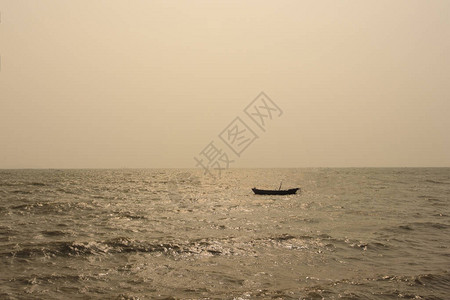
[1, 0, 449, 168]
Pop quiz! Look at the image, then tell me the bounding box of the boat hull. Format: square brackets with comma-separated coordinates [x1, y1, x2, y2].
[252, 188, 300, 195]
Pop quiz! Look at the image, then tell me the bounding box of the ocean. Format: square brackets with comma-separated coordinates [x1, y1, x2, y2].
[0, 168, 448, 299]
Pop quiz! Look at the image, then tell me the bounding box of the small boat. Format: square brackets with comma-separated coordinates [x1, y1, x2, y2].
[252, 187, 300, 195]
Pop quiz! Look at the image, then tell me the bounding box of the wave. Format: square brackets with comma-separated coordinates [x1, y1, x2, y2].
[10, 190, 33, 194]
[402, 222, 450, 230]
[5, 232, 391, 259]
[418, 196, 445, 206]
[5, 237, 244, 258]
[9, 272, 101, 288]
[9, 200, 97, 214]
[0, 181, 47, 187]
[114, 211, 148, 220]
[29, 182, 47, 186]
[384, 222, 450, 234]
[297, 271, 450, 300]
[243, 271, 450, 300]
[425, 179, 449, 185]
[0, 182, 21, 187]
[40, 230, 68, 237]
[0, 226, 18, 242]
[375, 271, 450, 294]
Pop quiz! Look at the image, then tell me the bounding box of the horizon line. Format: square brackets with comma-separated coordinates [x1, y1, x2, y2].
[1, 166, 449, 170]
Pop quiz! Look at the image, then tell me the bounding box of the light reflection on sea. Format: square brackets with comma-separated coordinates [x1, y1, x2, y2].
[0, 168, 449, 299]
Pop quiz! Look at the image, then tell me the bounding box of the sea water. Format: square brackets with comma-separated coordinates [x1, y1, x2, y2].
[0, 168, 449, 299]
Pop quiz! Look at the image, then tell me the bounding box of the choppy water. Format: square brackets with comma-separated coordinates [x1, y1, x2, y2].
[0, 168, 449, 299]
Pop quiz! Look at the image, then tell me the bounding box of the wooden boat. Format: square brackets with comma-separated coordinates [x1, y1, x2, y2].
[252, 187, 300, 195]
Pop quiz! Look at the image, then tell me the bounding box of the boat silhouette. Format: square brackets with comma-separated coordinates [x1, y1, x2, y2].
[252, 187, 300, 195]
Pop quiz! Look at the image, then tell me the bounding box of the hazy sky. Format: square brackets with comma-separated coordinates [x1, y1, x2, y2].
[1, 0, 449, 168]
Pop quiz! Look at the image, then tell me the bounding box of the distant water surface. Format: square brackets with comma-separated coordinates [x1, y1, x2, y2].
[0, 168, 449, 299]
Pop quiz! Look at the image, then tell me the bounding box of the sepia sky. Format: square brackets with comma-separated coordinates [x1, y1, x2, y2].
[1, 0, 449, 168]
